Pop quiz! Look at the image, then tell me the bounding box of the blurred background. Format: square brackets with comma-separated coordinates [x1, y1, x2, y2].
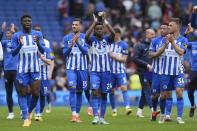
[0, 0, 197, 106]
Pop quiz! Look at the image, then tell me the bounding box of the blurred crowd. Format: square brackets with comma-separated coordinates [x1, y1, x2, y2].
[48, 0, 194, 92]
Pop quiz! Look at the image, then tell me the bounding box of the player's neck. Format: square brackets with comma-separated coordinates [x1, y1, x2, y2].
[114, 38, 121, 43]
[23, 28, 31, 34]
[73, 31, 80, 35]
[96, 36, 103, 40]
[173, 31, 180, 39]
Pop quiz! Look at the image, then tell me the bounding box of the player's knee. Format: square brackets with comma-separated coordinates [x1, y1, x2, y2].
[19, 86, 28, 96]
[121, 86, 127, 92]
[152, 94, 159, 100]
[76, 89, 83, 93]
[166, 91, 172, 98]
[160, 92, 167, 99]
[101, 93, 107, 100]
[176, 88, 183, 98]
[92, 90, 100, 98]
[111, 88, 115, 94]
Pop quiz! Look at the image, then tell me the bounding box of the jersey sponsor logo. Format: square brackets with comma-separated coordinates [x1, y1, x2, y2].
[184, 43, 188, 48]
[49, 52, 54, 57]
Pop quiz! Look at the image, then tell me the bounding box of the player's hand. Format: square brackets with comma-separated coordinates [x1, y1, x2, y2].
[75, 32, 80, 43]
[164, 35, 169, 46]
[93, 14, 98, 23]
[168, 34, 174, 43]
[101, 12, 106, 21]
[34, 35, 40, 45]
[193, 5, 197, 13]
[10, 23, 15, 33]
[147, 64, 153, 72]
[19, 34, 24, 46]
[1, 22, 6, 32]
[185, 23, 193, 34]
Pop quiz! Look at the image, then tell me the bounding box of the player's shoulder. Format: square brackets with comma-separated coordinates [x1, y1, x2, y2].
[12, 31, 22, 38]
[120, 40, 129, 48]
[79, 33, 86, 38]
[32, 30, 42, 36]
[64, 33, 73, 40]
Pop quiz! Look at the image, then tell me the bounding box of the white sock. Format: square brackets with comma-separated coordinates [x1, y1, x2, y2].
[76, 113, 79, 117]
[137, 108, 142, 113]
[94, 116, 98, 119]
[112, 109, 117, 113]
[88, 107, 92, 110]
[72, 111, 76, 116]
[151, 107, 154, 112]
[125, 106, 130, 110]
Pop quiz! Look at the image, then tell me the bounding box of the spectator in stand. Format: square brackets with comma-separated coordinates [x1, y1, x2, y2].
[148, 0, 162, 21]
[58, 0, 67, 21]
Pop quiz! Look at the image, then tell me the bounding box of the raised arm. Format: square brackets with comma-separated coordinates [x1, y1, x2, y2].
[0, 42, 3, 61]
[85, 14, 97, 44]
[0, 22, 6, 41]
[34, 33, 45, 54]
[101, 13, 115, 42]
[191, 5, 197, 29]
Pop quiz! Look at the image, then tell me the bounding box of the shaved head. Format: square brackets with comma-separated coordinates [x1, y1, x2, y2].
[145, 28, 155, 42]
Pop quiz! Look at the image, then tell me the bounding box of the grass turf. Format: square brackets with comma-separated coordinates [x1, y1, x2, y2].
[0, 106, 197, 131]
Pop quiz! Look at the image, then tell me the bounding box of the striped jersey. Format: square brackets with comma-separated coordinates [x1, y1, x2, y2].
[63, 33, 88, 70]
[149, 36, 164, 74]
[110, 40, 129, 73]
[39, 39, 54, 80]
[11, 30, 45, 73]
[161, 35, 187, 75]
[88, 36, 111, 72]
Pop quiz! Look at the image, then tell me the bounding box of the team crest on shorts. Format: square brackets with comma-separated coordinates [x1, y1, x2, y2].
[18, 79, 23, 84]
[163, 85, 167, 89]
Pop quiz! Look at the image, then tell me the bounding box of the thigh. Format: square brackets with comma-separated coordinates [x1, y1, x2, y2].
[90, 72, 101, 91]
[16, 72, 30, 87]
[139, 74, 150, 88]
[152, 73, 161, 94]
[160, 75, 172, 92]
[67, 70, 77, 87]
[101, 72, 112, 93]
[117, 73, 128, 87]
[77, 70, 88, 90]
[174, 73, 185, 88]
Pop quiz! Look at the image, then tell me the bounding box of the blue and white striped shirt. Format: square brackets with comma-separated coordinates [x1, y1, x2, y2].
[149, 36, 165, 75]
[161, 36, 187, 75]
[110, 40, 128, 73]
[11, 30, 45, 73]
[39, 39, 54, 80]
[88, 36, 111, 72]
[63, 33, 88, 70]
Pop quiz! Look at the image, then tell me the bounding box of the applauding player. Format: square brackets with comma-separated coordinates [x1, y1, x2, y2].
[109, 28, 132, 116]
[11, 14, 45, 127]
[85, 13, 115, 124]
[63, 18, 89, 122]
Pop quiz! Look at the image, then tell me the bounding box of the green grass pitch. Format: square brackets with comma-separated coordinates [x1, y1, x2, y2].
[0, 106, 197, 131]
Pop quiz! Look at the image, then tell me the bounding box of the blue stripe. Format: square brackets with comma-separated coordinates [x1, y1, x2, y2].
[22, 54, 26, 73]
[28, 53, 31, 72]
[99, 55, 102, 72]
[168, 57, 172, 75]
[91, 54, 93, 71]
[174, 57, 177, 75]
[163, 56, 167, 74]
[104, 54, 107, 72]
[95, 54, 97, 71]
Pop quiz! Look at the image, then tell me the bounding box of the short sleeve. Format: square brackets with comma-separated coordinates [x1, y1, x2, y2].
[46, 48, 55, 60]
[11, 33, 19, 48]
[180, 37, 188, 51]
[121, 42, 129, 55]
